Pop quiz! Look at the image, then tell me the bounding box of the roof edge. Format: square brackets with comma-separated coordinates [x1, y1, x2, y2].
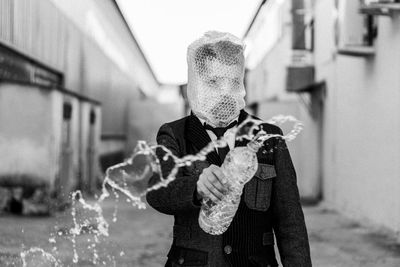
[112, 0, 160, 86]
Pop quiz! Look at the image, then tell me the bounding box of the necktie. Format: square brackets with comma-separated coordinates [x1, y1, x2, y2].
[204, 121, 237, 162]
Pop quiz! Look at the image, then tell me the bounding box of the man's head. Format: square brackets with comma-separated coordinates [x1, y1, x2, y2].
[187, 31, 246, 127]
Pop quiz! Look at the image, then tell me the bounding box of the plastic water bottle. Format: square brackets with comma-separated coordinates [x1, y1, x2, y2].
[198, 141, 261, 235]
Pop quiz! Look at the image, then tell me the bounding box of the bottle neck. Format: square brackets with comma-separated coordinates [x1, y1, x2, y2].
[246, 141, 261, 152]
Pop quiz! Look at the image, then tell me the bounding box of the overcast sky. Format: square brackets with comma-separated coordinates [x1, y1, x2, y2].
[117, 0, 262, 85]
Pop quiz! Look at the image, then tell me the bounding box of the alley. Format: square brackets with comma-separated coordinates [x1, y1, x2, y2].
[1, 1, 400, 266]
[1, 198, 399, 267]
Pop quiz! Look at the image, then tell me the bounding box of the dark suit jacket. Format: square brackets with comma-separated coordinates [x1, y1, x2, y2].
[146, 110, 312, 267]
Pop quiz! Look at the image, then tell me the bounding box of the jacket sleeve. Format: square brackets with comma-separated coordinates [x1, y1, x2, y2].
[146, 123, 201, 215]
[271, 128, 312, 267]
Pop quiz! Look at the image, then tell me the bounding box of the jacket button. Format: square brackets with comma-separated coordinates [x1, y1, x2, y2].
[224, 245, 232, 255]
[178, 257, 184, 264]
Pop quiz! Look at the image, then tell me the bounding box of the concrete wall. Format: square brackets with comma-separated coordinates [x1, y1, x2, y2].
[0, 83, 62, 189]
[0, 82, 102, 201]
[257, 100, 322, 200]
[314, 0, 400, 235]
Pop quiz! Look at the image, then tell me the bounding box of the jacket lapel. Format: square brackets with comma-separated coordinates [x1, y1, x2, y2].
[186, 114, 221, 166]
[234, 110, 251, 148]
[186, 110, 253, 166]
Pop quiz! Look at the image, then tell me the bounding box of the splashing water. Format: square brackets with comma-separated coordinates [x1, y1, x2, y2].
[20, 247, 60, 267]
[20, 115, 303, 266]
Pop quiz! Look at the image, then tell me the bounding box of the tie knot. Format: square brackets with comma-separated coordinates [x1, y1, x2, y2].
[204, 121, 237, 138]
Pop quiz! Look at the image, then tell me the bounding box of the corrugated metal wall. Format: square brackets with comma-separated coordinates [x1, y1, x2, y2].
[0, 0, 66, 71]
[0, 0, 173, 173]
[0, 0, 13, 44]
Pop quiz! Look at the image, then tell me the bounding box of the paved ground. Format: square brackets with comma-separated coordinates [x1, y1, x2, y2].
[0, 196, 399, 267]
[305, 204, 400, 267]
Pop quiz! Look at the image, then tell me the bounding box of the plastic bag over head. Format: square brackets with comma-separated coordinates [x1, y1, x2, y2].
[187, 31, 246, 127]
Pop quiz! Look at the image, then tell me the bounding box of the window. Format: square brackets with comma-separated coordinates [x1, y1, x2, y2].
[291, 0, 314, 66]
[292, 0, 314, 52]
[360, 0, 400, 16]
[286, 0, 316, 93]
[336, 0, 378, 56]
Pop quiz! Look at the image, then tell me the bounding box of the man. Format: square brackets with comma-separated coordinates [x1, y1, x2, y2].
[147, 31, 312, 267]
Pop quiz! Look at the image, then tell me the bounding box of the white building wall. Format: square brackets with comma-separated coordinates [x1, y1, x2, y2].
[314, 0, 400, 235]
[314, 0, 340, 206]
[245, 0, 321, 200]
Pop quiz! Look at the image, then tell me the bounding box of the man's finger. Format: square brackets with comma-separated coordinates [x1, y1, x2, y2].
[197, 182, 207, 197]
[206, 173, 227, 194]
[198, 182, 219, 202]
[204, 180, 225, 201]
[200, 183, 219, 203]
[210, 167, 228, 185]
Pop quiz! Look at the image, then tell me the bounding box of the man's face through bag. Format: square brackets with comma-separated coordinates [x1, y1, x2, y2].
[197, 59, 245, 126]
[187, 34, 246, 128]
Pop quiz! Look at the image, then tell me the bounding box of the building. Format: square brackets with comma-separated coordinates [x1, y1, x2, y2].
[244, 0, 400, 239]
[0, 0, 171, 212]
[244, 0, 322, 203]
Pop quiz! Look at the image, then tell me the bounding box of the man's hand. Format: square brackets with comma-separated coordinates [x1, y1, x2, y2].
[196, 165, 228, 203]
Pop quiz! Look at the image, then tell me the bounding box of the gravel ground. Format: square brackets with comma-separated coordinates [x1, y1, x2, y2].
[0, 196, 399, 267]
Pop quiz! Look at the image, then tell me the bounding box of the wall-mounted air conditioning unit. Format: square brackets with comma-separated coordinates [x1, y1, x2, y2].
[286, 65, 315, 93]
[360, 0, 400, 16]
